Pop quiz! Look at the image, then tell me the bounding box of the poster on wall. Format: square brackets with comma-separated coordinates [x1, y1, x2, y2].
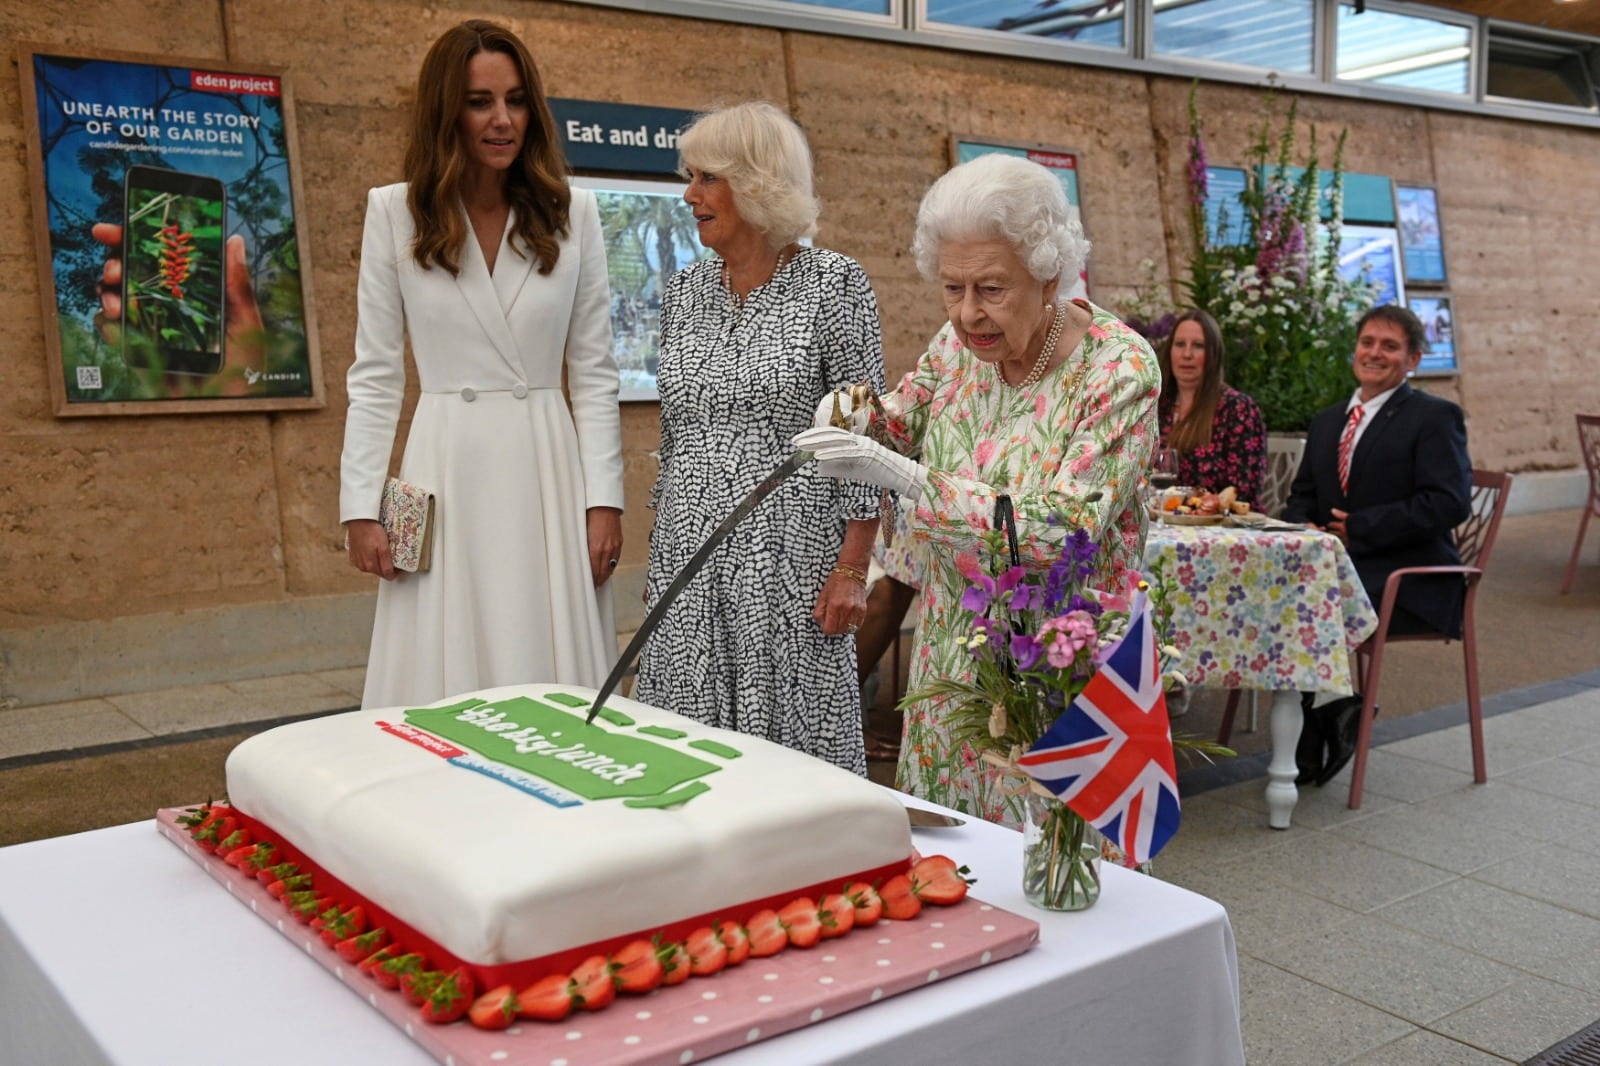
[949, 136, 1090, 299]
[1395, 184, 1448, 286]
[1407, 293, 1458, 376]
[572, 175, 713, 402]
[19, 44, 322, 416]
[1337, 225, 1405, 309]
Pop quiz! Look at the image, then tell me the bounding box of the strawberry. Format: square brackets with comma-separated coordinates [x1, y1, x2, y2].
[317, 904, 368, 947]
[267, 873, 313, 899]
[910, 855, 975, 905]
[658, 941, 692, 986]
[844, 881, 883, 927]
[192, 815, 238, 852]
[336, 927, 390, 965]
[779, 897, 822, 949]
[419, 966, 475, 1024]
[715, 919, 751, 966]
[294, 895, 334, 925]
[468, 985, 519, 1030]
[817, 893, 856, 940]
[570, 954, 615, 1011]
[401, 968, 443, 1006]
[686, 926, 728, 976]
[745, 909, 787, 958]
[374, 952, 428, 992]
[223, 842, 262, 869]
[358, 945, 401, 980]
[177, 802, 225, 833]
[213, 827, 253, 856]
[516, 974, 573, 1022]
[610, 939, 663, 994]
[879, 874, 922, 920]
[258, 861, 299, 886]
[242, 845, 280, 875]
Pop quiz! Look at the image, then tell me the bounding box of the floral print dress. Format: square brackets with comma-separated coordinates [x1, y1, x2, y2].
[1158, 386, 1268, 504]
[880, 301, 1161, 827]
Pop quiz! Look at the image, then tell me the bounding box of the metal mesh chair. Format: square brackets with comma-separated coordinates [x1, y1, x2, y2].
[1258, 435, 1306, 519]
[1559, 414, 1600, 594]
[1346, 469, 1514, 808]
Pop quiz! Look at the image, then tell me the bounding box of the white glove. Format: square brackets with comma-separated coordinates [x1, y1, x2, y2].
[793, 426, 925, 503]
[811, 389, 872, 433]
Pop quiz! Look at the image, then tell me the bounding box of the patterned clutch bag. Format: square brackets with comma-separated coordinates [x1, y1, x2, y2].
[379, 477, 435, 573]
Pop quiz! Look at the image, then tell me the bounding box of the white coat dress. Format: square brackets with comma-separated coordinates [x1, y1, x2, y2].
[339, 183, 623, 709]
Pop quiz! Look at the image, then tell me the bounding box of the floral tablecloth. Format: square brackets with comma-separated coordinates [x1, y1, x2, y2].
[1145, 524, 1377, 694]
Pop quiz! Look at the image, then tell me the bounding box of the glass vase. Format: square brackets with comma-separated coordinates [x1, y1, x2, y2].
[1021, 791, 1102, 911]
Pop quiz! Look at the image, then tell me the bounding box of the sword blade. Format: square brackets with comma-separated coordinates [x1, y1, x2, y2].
[585, 451, 814, 723]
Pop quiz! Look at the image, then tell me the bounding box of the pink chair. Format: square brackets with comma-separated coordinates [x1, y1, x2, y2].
[1346, 469, 1514, 809]
[1559, 414, 1600, 594]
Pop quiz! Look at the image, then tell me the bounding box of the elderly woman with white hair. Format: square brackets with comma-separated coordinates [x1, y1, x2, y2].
[796, 153, 1160, 824]
[633, 101, 886, 775]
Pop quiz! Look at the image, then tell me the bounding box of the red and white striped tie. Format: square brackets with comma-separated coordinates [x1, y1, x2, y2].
[1337, 405, 1365, 493]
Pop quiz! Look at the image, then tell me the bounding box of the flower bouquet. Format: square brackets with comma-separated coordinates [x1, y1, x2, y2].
[905, 525, 1231, 910]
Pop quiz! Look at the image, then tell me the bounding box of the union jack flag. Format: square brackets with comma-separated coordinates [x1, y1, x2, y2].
[1016, 592, 1180, 865]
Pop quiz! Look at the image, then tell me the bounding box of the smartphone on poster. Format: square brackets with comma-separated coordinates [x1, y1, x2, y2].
[121, 165, 227, 376]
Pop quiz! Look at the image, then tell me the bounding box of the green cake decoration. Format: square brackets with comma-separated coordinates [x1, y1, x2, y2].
[403, 696, 721, 805]
[688, 739, 742, 760]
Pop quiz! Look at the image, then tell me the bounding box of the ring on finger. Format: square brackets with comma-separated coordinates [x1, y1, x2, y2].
[847, 623, 859, 634]
[607, 557, 619, 569]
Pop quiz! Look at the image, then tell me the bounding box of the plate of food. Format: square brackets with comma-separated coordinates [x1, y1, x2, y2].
[1163, 512, 1228, 527]
[1157, 485, 1253, 524]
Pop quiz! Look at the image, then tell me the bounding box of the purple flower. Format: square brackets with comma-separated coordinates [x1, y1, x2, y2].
[959, 565, 1027, 615]
[1010, 631, 1044, 671]
[1186, 136, 1209, 207]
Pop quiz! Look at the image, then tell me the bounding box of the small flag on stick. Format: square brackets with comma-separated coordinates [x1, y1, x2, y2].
[1016, 592, 1181, 865]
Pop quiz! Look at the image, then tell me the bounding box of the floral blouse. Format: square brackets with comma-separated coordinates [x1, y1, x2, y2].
[1159, 386, 1267, 505]
[878, 301, 1161, 827]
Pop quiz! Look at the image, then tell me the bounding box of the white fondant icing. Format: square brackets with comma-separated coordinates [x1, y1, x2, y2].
[226, 683, 910, 966]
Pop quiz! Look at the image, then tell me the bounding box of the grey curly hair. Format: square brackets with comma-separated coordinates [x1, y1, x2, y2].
[911, 153, 1090, 294]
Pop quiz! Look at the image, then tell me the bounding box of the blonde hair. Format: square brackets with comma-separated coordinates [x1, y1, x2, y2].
[677, 101, 819, 248]
[911, 153, 1090, 293]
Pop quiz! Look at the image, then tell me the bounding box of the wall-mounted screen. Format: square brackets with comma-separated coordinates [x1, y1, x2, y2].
[572, 175, 713, 402]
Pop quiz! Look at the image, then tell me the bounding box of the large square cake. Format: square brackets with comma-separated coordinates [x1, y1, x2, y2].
[223, 683, 913, 984]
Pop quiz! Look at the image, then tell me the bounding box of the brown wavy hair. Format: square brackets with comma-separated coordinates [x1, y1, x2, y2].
[1158, 308, 1227, 453]
[404, 19, 570, 277]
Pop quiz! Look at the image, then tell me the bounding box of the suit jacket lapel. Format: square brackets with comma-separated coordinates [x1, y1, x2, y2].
[493, 215, 536, 316]
[1349, 383, 1414, 487]
[453, 212, 523, 372]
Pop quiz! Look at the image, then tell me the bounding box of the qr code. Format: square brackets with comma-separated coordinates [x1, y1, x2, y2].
[76, 365, 103, 390]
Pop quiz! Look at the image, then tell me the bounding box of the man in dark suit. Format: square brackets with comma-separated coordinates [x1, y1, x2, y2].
[1284, 305, 1472, 786]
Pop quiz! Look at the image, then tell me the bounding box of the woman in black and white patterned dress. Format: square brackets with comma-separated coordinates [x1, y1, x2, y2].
[633, 102, 884, 775]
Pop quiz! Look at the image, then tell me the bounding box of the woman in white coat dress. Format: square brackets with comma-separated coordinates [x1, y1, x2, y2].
[340, 20, 623, 709]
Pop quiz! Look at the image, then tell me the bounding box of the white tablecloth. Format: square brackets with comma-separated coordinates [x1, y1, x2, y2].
[0, 797, 1244, 1066]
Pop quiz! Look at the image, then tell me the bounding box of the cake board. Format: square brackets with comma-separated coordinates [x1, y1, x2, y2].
[158, 807, 1040, 1066]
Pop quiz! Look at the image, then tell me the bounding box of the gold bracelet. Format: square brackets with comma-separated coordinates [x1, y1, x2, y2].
[830, 563, 868, 587]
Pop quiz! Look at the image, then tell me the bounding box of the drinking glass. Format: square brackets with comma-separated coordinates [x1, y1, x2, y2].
[1149, 448, 1180, 522]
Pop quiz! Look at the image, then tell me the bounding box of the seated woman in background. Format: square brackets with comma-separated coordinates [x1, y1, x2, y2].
[1158, 308, 1266, 505]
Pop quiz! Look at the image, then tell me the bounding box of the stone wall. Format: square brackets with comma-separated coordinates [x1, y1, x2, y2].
[3, 0, 1596, 705]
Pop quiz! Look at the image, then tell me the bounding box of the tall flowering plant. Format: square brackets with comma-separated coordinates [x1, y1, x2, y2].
[1183, 83, 1379, 431]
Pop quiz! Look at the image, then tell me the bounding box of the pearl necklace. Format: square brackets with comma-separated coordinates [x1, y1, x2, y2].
[1007, 303, 1066, 391]
[722, 245, 797, 309]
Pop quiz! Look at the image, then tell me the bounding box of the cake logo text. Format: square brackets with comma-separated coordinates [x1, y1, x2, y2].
[393, 695, 724, 808]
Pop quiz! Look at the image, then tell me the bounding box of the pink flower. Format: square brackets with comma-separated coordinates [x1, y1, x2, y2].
[974, 438, 997, 466]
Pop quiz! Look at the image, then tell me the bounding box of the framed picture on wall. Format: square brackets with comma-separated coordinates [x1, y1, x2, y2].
[1338, 224, 1406, 308]
[1395, 184, 1448, 286]
[1407, 293, 1458, 377]
[18, 43, 322, 416]
[572, 175, 714, 402]
[948, 135, 1090, 299]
